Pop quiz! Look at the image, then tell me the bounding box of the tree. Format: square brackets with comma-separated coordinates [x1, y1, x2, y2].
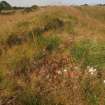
[31, 5, 39, 9]
[0, 1, 12, 12]
[0, 2, 3, 12]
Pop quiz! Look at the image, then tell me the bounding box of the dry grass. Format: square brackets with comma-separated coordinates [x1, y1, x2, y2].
[0, 5, 105, 105]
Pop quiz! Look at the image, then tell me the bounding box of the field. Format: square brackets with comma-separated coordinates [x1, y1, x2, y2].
[0, 5, 105, 105]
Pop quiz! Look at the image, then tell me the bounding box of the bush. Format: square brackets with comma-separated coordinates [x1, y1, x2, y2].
[6, 34, 22, 47]
[12, 6, 24, 10]
[12, 57, 31, 76]
[0, 1, 12, 12]
[31, 5, 39, 10]
[23, 7, 32, 13]
[44, 18, 64, 31]
[82, 4, 89, 6]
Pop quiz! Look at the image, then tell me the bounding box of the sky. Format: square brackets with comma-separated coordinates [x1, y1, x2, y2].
[0, 0, 105, 7]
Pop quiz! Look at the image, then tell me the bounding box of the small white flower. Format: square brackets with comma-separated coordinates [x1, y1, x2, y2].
[57, 71, 62, 75]
[88, 66, 97, 75]
[90, 72, 94, 75]
[103, 80, 105, 84]
[64, 69, 68, 72]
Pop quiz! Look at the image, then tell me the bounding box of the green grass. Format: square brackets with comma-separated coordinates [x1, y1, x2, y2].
[71, 39, 105, 69]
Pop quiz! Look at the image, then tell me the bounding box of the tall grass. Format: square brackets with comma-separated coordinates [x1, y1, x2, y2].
[0, 6, 105, 105]
[71, 39, 105, 69]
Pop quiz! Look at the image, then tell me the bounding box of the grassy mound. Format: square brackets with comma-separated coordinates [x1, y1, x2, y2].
[0, 6, 105, 105]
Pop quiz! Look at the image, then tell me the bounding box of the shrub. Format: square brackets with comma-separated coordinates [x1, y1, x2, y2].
[6, 34, 22, 47]
[12, 57, 31, 76]
[0, 1, 12, 12]
[82, 4, 89, 6]
[12, 6, 24, 10]
[44, 18, 64, 31]
[32, 27, 44, 36]
[23, 7, 32, 13]
[31, 5, 39, 10]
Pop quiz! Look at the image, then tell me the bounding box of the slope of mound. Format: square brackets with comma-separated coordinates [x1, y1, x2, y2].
[0, 6, 105, 105]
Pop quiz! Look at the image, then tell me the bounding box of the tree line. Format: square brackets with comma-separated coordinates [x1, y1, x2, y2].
[0, 1, 39, 13]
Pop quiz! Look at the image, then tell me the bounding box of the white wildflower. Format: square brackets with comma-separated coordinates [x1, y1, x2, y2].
[57, 71, 62, 75]
[87, 66, 97, 75]
[103, 80, 105, 84]
[64, 69, 68, 72]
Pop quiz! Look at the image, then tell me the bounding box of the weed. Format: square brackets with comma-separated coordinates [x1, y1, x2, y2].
[31, 5, 39, 10]
[23, 8, 33, 13]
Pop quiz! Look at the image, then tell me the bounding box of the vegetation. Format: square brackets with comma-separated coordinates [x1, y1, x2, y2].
[0, 1, 11, 12]
[0, 4, 105, 105]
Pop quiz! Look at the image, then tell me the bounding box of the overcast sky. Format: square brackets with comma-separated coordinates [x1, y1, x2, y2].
[0, 0, 105, 6]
